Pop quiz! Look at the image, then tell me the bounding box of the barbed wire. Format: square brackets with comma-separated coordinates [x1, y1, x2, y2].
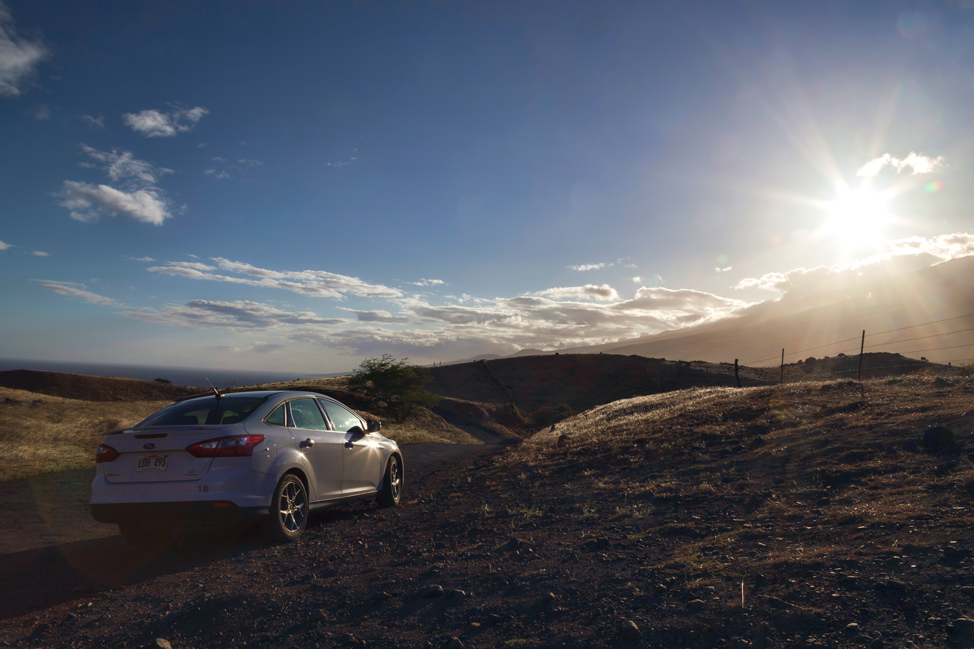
[742, 312, 974, 367]
[864, 327, 974, 349]
[864, 311, 974, 337]
[745, 337, 862, 365]
[896, 342, 974, 355]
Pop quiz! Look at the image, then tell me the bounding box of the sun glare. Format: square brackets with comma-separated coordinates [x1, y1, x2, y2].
[822, 184, 892, 249]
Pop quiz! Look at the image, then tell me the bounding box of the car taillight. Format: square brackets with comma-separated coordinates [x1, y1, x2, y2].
[95, 443, 119, 463]
[185, 435, 266, 458]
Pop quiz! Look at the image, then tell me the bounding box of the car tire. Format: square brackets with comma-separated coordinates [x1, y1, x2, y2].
[377, 455, 402, 508]
[118, 522, 167, 547]
[265, 474, 308, 542]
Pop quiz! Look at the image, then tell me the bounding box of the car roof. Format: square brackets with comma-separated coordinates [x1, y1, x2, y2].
[176, 390, 327, 404]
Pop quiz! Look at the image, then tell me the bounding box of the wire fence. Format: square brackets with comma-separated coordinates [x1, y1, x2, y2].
[738, 311, 974, 383]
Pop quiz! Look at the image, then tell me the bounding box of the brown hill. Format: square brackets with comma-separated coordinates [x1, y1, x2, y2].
[426, 354, 767, 417]
[3, 377, 972, 648]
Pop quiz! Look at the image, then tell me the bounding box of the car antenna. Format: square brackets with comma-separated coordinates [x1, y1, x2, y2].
[205, 376, 223, 399]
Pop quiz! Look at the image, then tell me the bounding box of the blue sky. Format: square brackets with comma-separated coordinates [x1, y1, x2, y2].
[2, 0, 974, 373]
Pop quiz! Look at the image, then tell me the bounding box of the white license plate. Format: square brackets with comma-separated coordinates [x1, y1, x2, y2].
[136, 454, 168, 472]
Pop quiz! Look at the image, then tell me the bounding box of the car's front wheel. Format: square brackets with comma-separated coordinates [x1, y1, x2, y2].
[377, 455, 402, 508]
[265, 474, 308, 542]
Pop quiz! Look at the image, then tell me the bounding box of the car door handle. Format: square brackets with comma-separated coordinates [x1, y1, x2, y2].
[299, 438, 315, 448]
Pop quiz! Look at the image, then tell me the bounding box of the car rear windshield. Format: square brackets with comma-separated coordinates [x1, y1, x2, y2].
[135, 396, 270, 428]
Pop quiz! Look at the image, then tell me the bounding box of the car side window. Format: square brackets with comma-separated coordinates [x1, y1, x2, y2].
[318, 399, 364, 432]
[288, 398, 329, 430]
[265, 404, 286, 427]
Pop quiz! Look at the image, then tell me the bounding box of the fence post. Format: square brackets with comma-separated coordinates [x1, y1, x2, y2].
[857, 330, 865, 382]
[734, 358, 741, 388]
[780, 348, 784, 385]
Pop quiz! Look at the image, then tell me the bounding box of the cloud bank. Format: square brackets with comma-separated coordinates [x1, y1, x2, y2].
[736, 232, 974, 293]
[124, 300, 351, 331]
[535, 284, 620, 301]
[36, 280, 117, 305]
[147, 257, 402, 299]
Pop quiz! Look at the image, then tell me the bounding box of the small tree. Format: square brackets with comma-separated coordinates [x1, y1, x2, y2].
[348, 354, 439, 423]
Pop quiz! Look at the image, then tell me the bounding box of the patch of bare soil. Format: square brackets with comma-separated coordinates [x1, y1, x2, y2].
[2, 377, 973, 648]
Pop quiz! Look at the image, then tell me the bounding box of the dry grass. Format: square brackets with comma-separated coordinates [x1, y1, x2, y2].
[0, 387, 171, 482]
[0, 375, 480, 482]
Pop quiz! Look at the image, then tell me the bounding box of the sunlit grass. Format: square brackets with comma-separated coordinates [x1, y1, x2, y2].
[0, 387, 170, 482]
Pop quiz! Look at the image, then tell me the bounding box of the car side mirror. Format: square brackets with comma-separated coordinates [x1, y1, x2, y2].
[367, 420, 382, 433]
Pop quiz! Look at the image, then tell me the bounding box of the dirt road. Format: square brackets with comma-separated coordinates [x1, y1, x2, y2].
[0, 439, 506, 620]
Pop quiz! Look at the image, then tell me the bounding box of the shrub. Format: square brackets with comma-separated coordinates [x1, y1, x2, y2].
[347, 354, 439, 423]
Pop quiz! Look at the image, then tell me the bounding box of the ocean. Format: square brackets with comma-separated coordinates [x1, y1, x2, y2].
[0, 358, 344, 388]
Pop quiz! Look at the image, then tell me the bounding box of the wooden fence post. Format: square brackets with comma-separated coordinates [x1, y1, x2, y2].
[858, 330, 865, 382]
[780, 348, 784, 385]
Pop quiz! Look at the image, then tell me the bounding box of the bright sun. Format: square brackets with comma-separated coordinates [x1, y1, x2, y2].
[822, 184, 892, 249]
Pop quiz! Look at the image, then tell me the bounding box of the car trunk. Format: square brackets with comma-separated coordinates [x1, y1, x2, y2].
[101, 426, 232, 483]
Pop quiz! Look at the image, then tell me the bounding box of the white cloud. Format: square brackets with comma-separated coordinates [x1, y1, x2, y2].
[535, 284, 620, 301]
[340, 308, 412, 324]
[0, 1, 48, 97]
[32, 250, 47, 257]
[125, 256, 155, 262]
[31, 103, 49, 120]
[123, 300, 350, 331]
[36, 280, 117, 305]
[569, 262, 610, 271]
[57, 146, 175, 225]
[411, 278, 446, 287]
[715, 266, 732, 273]
[631, 276, 642, 284]
[58, 181, 171, 225]
[0, 239, 10, 250]
[736, 232, 974, 293]
[857, 152, 946, 177]
[289, 284, 753, 361]
[122, 106, 209, 137]
[147, 257, 402, 299]
[81, 114, 104, 129]
[80, 145, 173, 184]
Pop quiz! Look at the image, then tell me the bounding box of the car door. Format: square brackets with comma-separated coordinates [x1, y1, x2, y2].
[287, 398, 344, 501]
[317, 398, 381, 496]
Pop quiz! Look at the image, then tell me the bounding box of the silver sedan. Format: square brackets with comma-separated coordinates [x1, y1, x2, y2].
[90, 390, 403, 544]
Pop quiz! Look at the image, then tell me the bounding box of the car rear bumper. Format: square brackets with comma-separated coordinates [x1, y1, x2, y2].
[90, 501, 269, 525]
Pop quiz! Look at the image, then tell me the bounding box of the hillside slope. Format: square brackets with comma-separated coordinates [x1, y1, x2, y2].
[427, 354, 766, 415]
[4, 376, 972, 648]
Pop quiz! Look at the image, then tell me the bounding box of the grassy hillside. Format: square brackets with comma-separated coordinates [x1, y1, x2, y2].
[0, 386, 171, 482]
[0, 374, 480, 482]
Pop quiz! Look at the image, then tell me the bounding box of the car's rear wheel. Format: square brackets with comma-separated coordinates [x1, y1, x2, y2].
[118, 522, 167, 547]
[377, 455, 402, 508]
[265, 474, 308, 542]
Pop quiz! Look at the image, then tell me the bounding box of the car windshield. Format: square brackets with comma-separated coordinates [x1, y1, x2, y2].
[135, 396, 269, 427]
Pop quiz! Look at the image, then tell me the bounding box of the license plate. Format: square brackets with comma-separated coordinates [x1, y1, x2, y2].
[136, 454, 168, 472]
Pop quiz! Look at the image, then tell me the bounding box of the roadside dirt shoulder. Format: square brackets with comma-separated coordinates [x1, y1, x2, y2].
[0, 440, 505, 621]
